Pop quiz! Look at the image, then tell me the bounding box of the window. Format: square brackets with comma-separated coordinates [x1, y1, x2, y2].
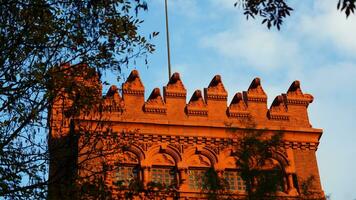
[223, 171, 246, 192]
[116, 166, 138, 186]
[151, 167, 175, 185]
[188, 169, 206, 190]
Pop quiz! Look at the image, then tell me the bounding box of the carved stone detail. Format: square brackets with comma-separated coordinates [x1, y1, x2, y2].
[102, 85, 125, 112]
[163, 72, 187, 98]
[187, 154, 211, 167]
[268, 95, 289, 121]
[122, 70, 144, 95]
[283, 81, 314, 106]
[244, 77, 267, 102]
[228, 92, 250, 118]
[151, 153, 175, 165]
[204, 75, 228, 101]
[143, 88, 167, 114]
[186, 90, 208, 116]
[121, 151, 139, 164]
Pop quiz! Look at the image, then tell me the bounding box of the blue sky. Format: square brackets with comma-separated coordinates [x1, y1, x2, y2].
[105, 0, 356, 199]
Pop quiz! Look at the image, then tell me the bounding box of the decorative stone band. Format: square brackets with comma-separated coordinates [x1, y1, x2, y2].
[122, 88, 144, 96]
[163, 88, 187, 98]
[117, 132, 319, 151]
[101, 105, 125, 113]
[283, 94, 314, 106]
[143, 105, 167, 114]
[205, 93, 228, 101]
[227, 110, 250, 118]
[268, 112, 290, 121]
[185, 107, 208, 116]
[244, 93, 268, 103]
[283, 141, 319, 150]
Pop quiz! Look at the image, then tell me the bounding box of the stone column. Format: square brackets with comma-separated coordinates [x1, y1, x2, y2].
[287, 173, 299, 196]
[142, 166, 150, 187]
[178, 167, 188, 190]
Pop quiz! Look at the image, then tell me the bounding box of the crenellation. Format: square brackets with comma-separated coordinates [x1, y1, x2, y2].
[244, 77, 268, 103]
[186, 90, 208, 116]
[121, 70, 145, 116]
[268, 95, 290, 121]
[283, 80, 314, 106]
[227, 92, 250, 118]
[143, 88, 167, 114]
[243, 77, 269, 123]
[282, 81, 314, 127]
[204, 75, 228, 120]
[92, 70, 319, 129]
[204, 75, 228, 101]
[163, 72, 187, 99]
[122, 69, 145, 96]
[102, 85, 124, 113]
[163, 72, 187, 120]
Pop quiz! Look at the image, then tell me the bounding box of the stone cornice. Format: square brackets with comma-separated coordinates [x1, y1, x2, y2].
[73, 117, 323, 135]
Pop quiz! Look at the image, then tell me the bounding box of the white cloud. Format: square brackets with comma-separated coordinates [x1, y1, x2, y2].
[299, 0, 356, 56]
[200, 19, 301, 71]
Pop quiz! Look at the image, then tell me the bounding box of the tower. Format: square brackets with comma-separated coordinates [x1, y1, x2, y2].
[49, 67, 325, 199]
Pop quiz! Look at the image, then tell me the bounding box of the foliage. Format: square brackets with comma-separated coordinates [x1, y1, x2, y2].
[0, 0, 156, 199]
[202, 168, 229, 200]
[200, 132, 284, 200]
[236, 0, 293, 30]
[144, 181, 179, 200]
[337, 0, 356, 17]
[234, 132, 284, 200]
[299, 175, 328, 200]
[235, 0, 356, 30]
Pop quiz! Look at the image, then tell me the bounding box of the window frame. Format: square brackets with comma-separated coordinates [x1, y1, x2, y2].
[115, 164, 140, 187]
[223, 170, 246, 192]
[150, 165, 177, 186]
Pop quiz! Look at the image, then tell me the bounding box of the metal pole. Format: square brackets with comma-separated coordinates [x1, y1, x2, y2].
[165, 0, 172, 79]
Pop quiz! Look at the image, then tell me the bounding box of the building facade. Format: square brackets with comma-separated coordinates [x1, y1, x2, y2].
[48, 67, 325, 199]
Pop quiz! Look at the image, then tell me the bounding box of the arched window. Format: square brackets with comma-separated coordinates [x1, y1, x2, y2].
[115, 151, 140, 187]
[186, 154, 212, 190]
[260, 158, 286, 192]
[150, 153, 176, 186]
[221, 154, 246, 192]
[223, 170, 246, 192]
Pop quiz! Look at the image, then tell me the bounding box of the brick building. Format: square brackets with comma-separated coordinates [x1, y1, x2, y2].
[48, 67, 325, 199]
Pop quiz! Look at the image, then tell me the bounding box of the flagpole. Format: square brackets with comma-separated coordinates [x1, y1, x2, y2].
[165, 0, 172, 79]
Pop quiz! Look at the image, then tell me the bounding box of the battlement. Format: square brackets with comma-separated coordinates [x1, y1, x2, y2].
[92, 70, 316, 130]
